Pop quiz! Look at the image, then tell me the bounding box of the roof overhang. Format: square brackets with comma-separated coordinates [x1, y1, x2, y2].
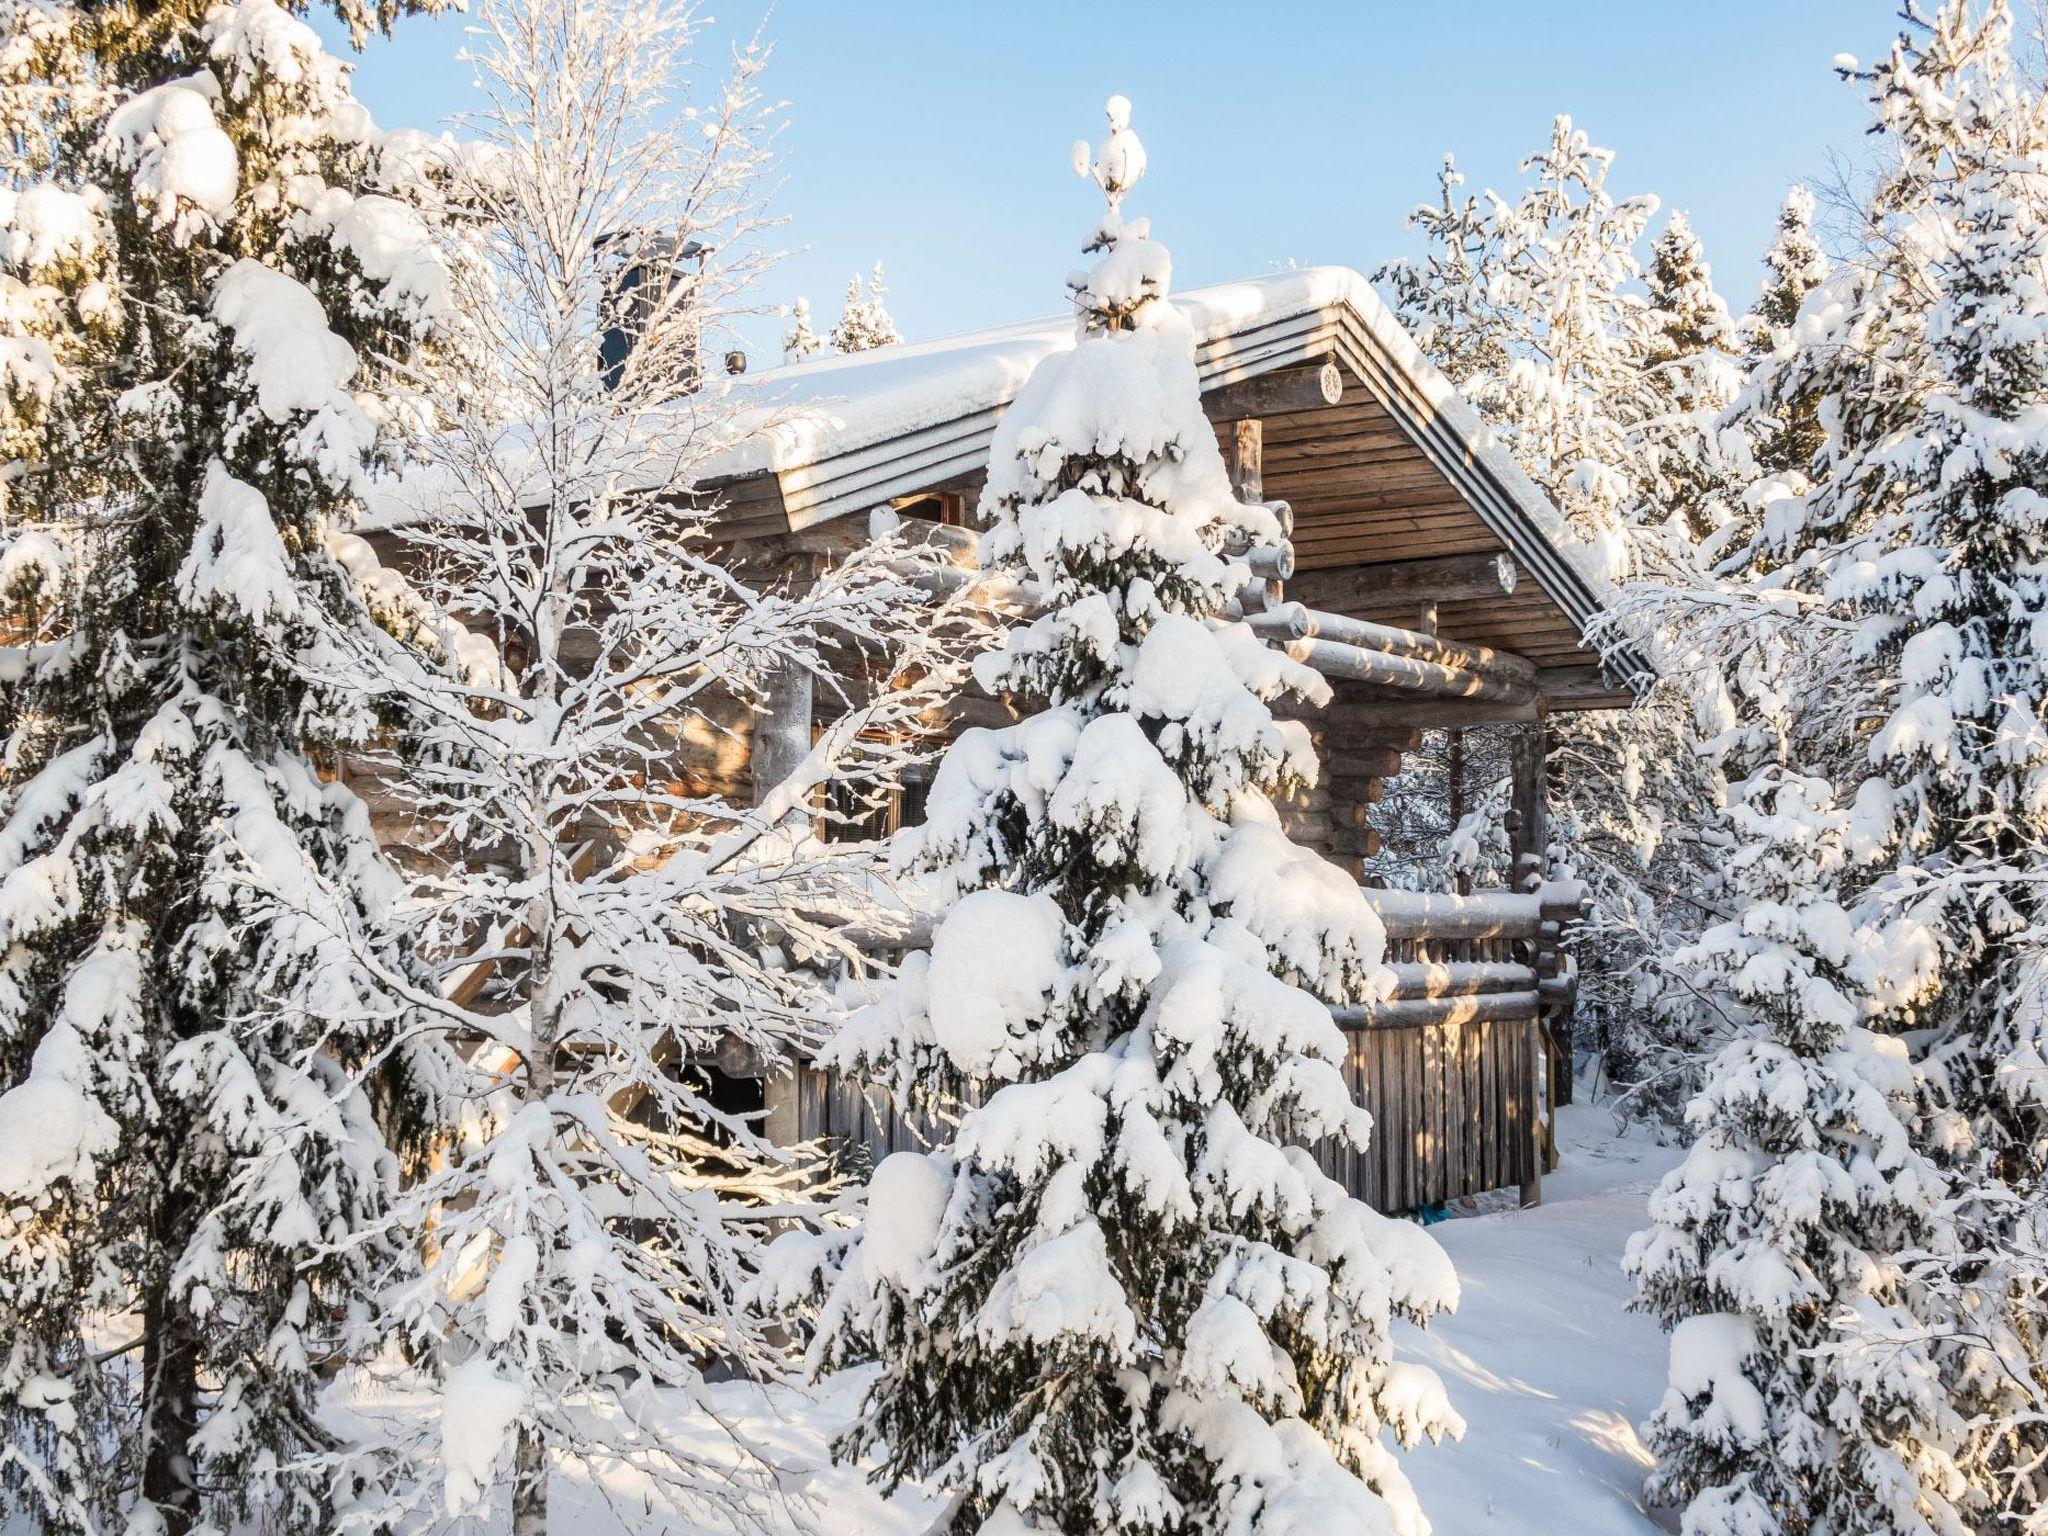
[699, 267, 1651, 700]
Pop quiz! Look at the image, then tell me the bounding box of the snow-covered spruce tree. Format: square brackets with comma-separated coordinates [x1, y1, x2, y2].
[1804, 8, 2048, 1521]
[0, 2, 452, 1531]
[1644, 213, 1733, 368]
[333, 2, 978, 1531]
[1703, 185, 1836, 585]
[1746, 186, 1830, 365]
[1626, 768, 1965, 1535]
[767, 96, 1461, 1536]
[783, 293, 824, 363]
[1737, 186, 1831, 493]
[828, 260, 900, 353]
[1631, 212, 1742, 553]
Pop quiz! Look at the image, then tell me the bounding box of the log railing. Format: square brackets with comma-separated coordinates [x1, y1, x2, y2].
[1316, 882, 1583, 1209]
[792, 879, 1587, 1214]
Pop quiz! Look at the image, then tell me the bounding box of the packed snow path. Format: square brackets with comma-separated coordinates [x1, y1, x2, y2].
[1395, 1102, 1680, 1534]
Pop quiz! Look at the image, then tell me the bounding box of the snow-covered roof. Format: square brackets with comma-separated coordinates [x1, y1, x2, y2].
[709, 267, 1630, 679]
[711, 268, 1354, 484]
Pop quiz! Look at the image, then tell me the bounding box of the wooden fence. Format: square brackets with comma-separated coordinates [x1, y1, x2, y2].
[783, 883, 1584, 1212]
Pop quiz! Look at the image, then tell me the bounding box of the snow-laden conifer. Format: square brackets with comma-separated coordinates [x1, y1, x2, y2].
[1627, 769, 1965, 1536]
[783, 294, 824, 363]
[1381, 120, 1727, 1118]
[329, 2, 978, 1531]
[0, 1, 452, 1530]
[1632, 213, 1743, 550]
[767, 95, 1461, 1536]
[1745, 186, 1830, 368]
[1801, 8, 2048, 1519]
[1703, 186, 1833, 583]
[829, 261, 900, 353]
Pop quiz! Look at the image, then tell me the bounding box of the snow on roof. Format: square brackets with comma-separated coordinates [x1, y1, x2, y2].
[706, 266, 1357, 480]
[363, 264, 1637, 682]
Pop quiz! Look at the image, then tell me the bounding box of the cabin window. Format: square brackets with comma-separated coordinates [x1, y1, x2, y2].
[822, 768, 929, 844]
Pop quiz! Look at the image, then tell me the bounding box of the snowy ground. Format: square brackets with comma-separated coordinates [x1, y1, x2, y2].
[293, 1099, 1683, 1536]
[1395, 1100, 1683, 1535]
[492, 1097, 1683, 1536]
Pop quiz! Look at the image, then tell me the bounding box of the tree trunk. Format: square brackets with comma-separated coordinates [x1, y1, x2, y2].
[512, 1420, 549, 1536]
[139, 1237, 200, 1535]
[513, 819, 557, 1536]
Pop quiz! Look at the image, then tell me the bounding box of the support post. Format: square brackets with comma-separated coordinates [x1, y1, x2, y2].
[751, 661, 815, 812]
[1510, 713, 1555, 1203]
[1447, 727, 1468, 896]
[1223, 417, 1263, 502]
[1508, 712, 1550, 892]
[1225, 419, 1282, 607]
[755, 563, 818, 1149]
[1520, 1014, 1546, 1209]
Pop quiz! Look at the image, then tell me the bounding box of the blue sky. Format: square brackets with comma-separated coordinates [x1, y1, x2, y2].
[321, 1, 1896, 360]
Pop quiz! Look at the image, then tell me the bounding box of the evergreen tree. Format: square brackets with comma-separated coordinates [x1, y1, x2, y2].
[1746, 186, 1830, 364]
[0, 1, 450, 1530]
[769, 96, 1462, 1536]
[1707, 187, 1833, 578]
[783, 293, 823, 363]
[829, 260, 900, 352]
[1381, 120, 1727, 1117]
[1835, 8, 2048, 1520]
[1627, 769, 1966, 1536]
[1701, 6, 2048, 1523]
[1633, 212, 1741, 548]
[1645, 212, 1732, 367]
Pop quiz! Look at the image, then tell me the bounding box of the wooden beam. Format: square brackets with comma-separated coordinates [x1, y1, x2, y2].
[1247, 541, 1294, 582]
[1285, 551, 1519, 610]
[1537, 663, 1637, 710]
[1255, 606, 1538, 688]
[1331, 990, 1541, 1030]
[1223, 418, 1263, 502]
[1343, 694, 1545, 728]
[1286, 636, 1532, 704]
[1203, 359, 1343, 421]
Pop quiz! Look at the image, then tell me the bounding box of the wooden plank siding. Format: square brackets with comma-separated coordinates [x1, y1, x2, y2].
[785, 1007, 1542, 1214]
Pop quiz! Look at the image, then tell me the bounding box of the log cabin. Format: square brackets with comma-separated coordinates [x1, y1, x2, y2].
[678, 265, 1647, 1212]
[383, 265, 1649, 1215]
